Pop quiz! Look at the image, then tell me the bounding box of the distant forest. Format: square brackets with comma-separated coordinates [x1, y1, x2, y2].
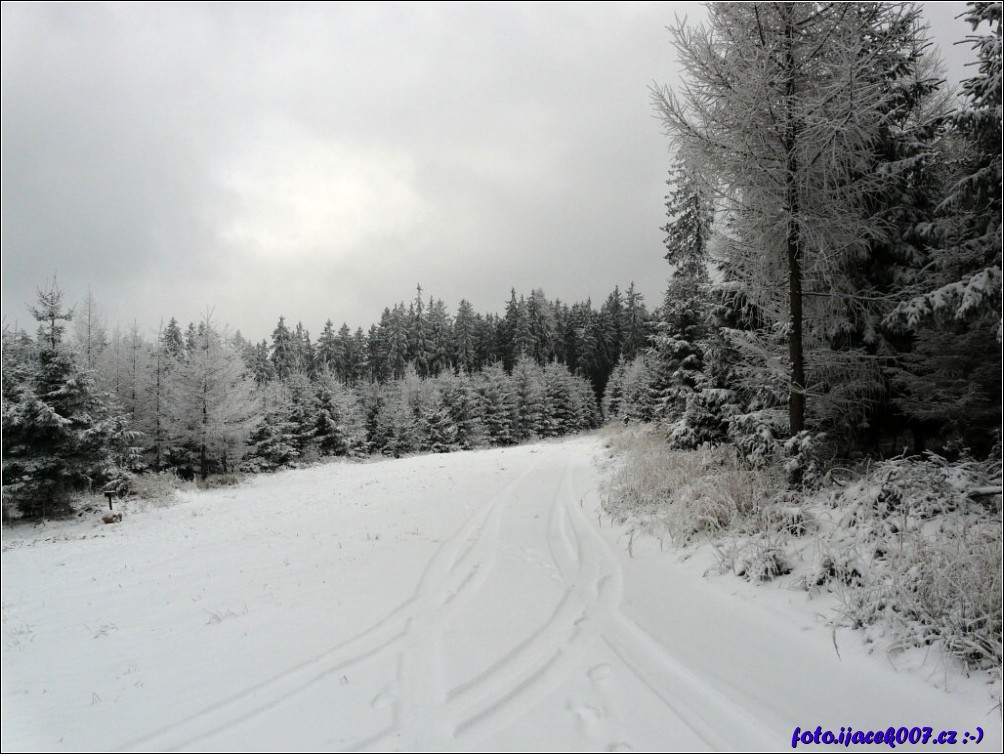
[2, 281, 647, 516]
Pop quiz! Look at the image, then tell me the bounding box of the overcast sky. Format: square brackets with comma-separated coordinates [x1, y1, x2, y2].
[1, 2, 977, 342]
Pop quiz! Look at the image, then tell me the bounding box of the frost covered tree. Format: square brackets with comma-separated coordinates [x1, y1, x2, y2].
[620, 283, 649, 361]
[166, 313, 256, 480]
[161, 317, 186, 360]
[385, 305, 410, 380]
[453, 299, 479, 373]
[284, 371, 320, 460]
[72, 287, 107, 371]
[2, 283, 131, 517]
[410, 285, 432, 377]
[270, 316, 297, 381]
[478, 363, 517, 446]
[526, 289, 556, 364]
[374, 369, 419, 456]
[542, 361, 583, 435]
[888, 1, 1001, 334]
[243, 381, 300, 471]
[314, 370, 366, 457]
[883, 2, 1003, 452]
[426, 297, 453, 377]
[653, 2, 929, 437]
[293, 322, 315, 378]
[316, 320, 338, 374]
[140, 322, 179, 470]
[439, 369, 485, 449]
[511, 356, 546, 442]
[650, 157, 714, 428]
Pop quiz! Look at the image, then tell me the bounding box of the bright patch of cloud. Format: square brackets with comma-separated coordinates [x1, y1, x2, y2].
[217, 123, 425, 261]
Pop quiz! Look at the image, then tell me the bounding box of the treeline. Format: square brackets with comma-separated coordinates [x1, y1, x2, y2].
[238, 283, 650, 392]
[615, 1, 1001, 478]
[2, 282, 644, 517]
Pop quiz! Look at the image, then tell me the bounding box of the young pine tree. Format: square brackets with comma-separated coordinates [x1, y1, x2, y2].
[2, 284, 132, 517]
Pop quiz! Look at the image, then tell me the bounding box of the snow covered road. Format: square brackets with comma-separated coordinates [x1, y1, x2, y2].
[2, 437, 999, 751]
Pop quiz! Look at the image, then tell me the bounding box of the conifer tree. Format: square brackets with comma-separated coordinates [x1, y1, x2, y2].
[72, 288, 107, 371]
[620, 283, 649, 361]
[166, 313, 255, 480]
[368, 321, 389, 383]
[511, 356, 546, 441]
[427, 297, 452, 377]
[246, 340, 276, 384]
[316, 319, 338, 373]
[2, 283, 130, 517]
[543, 361, 580, 436]
[454, 299, 478, 373]
[270, 316, 297, 381]
[161, 317, 186, 360]
[141, 322, 177, 470]
[314, 369, 366, 456]
[478, 363, 517, 446]
[654, 2, 931, 436]
[293, 322, 315, 377]
[334, 323, 354, 383]
[439, 369, 485, 449]
[244, 381, 299, 471]
[410, 285, 432, 377]
[526, 289, 555, 364]
[352, 328, 369, 384]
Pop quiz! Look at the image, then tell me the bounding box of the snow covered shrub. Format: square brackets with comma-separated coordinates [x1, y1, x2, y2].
[197, 473, 246, 489]
[734, 534, 792, 583]
[127, 471, 193, 503]
[727, 408, 785, 468]
[102, 470, 135, 500]
[783, 431, 832, 488]
[811, 454, 1002, 670]
[664, 386, 737, 450]
[711, 492, 807, 582]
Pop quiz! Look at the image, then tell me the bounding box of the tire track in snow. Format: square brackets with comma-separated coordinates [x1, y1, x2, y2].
[442, 458, 597, 742]
[442, 441, 780, 750]
[124, 440, 784, 751]
[563, 446, 783, 751]
[121, 449, 551, 752]
[357, 455, 577, 750]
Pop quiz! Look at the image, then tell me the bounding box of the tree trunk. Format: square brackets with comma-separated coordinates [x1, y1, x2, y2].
[787, 204, 805, 436]
[200, 383, 209, 481]
[784, 13, 806, 436]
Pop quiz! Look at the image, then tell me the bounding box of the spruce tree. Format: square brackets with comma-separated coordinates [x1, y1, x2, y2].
[316, 319, 338, 373]
[270, 316, 297, 381]
[454, 299, 478, 373]
[2, 283, 129, 517]
[478, 363, 516, 446]
[314, 370, 366, 457]
[511, 356, 546, 441]
[439, 369, 485, 449]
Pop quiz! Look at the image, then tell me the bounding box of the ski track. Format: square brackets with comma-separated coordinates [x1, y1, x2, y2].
[123, 441, 782, 751]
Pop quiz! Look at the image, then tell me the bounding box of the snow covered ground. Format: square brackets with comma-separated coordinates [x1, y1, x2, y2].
[2, 436, 1000, 751]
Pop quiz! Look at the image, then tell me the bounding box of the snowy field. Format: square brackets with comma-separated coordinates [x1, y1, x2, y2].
[2, 436, 1000, 751]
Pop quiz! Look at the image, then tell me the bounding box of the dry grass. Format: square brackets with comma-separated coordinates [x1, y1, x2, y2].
[813, 454, 1003, 671]
[601, 423, 1003, 671]
[601, 423, 784, 549]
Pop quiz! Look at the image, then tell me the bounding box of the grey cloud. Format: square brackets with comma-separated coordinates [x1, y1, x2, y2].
[2, 2, 974, 339]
